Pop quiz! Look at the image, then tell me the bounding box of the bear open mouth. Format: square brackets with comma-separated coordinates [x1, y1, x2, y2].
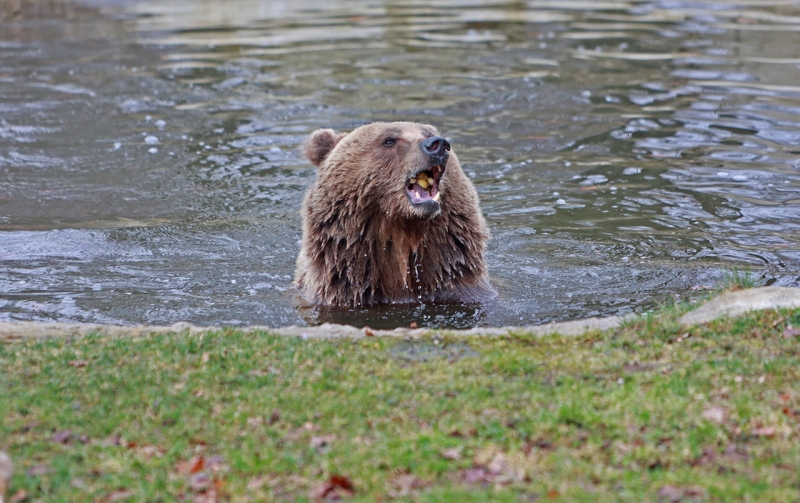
[406, 164, 444, 205]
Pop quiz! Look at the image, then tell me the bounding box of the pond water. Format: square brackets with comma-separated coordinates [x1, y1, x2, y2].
[1, 0, 799, 328]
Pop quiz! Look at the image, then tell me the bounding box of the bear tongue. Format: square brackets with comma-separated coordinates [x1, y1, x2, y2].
[410, 183, 431, 202]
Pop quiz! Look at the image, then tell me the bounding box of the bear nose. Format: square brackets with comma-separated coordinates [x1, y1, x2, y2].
[421, 136, 451, 160]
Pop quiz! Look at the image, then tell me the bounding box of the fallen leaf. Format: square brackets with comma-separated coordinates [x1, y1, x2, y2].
[68, 360, 88, 368]
[310, 434, 336, 451]
[17, 422, 39, 433]
[106, 488, 135, 502]
[691, 447, 716, 467]
[387, 473, 425, 498]
[751, 426, 776, 437]
[657, 484, 705, 502]
[783, 328, 800, 338]
[189, 472, 213, 492]
[299, 422, 319, 433]
[176, 456, 206, 475]
[268, 410, 281, 425]
[26, 464, 50, 477]
[103, 433, 122, 446]
[462, 467, 490, 485]
[547, 488, 560, 499]
[701, 406, 727, 425]
[440, 446, 463, 461]
[247, 475, 274, 491]
[10, 489, 28, 502]
[204, 456, 226, 472]
[487, 453, 507, 475]
[623, 362, 669, 374]
[137, 445, 165, 460]
[657, 485, 683, 502]
[310, 474, 354, 501]
[364, 327, 375, 337]
[192, 487, 220, 503]
[52, 430, 72, 444]
[723, 444, 748, 463]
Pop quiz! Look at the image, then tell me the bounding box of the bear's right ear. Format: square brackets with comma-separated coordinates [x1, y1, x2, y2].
[304, 129, 346, 167]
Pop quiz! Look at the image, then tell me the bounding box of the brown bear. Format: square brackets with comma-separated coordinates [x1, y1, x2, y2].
[295, 121, 496, 307]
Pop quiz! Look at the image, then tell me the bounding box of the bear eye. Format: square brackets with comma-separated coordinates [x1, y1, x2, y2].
[382, 138, 396, 147]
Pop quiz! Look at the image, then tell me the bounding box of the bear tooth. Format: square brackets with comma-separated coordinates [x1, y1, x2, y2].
[409, 177, 416, 184]
[417, 178, 429, 189]
[426, 176, 434, 185]
[433, 192, 441, 202]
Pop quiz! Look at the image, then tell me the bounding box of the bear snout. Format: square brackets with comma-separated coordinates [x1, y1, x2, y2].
[421, 135, 450, 164]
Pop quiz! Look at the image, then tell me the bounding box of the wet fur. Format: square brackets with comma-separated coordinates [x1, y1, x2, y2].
[296, 122, 496, 307]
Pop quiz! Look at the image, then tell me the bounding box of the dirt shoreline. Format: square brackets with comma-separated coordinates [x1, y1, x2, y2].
[1, 287, 799, 340]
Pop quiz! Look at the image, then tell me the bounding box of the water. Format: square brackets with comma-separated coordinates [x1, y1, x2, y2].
[1, 0, 799, 329]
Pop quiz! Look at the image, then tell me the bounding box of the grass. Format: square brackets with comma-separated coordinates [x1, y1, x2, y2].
[2, 303, 800, 502]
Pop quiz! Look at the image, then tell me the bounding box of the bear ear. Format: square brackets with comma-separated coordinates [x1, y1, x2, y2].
[304, 128, 346, 167]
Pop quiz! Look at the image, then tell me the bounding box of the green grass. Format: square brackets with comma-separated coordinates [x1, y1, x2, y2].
[2, 306, 800, 501]
[719, 268, 759, 291]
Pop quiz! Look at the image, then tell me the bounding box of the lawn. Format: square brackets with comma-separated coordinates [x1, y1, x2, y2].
[2, 303, 800, 501]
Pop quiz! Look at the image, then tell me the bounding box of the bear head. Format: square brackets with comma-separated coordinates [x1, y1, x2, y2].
[304, 122, 452, 220]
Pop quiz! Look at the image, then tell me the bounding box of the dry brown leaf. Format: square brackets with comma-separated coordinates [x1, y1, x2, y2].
[701, 406, 727, 425]
[387, 473, 425, 498]
[52, 430, 72, 444]
[106, 488, 135, 502]
[192, 487, 220, 503]
[440, 446, 463, 461]
[723, 444, 749, 463]
[103, 433, 122, 446]
[189, 472, 213, 492]
[657, 484, 705, 502]
[310, 434, 336, 451]
[783, 327, 800, 338]
[10, 489, 28, 502]
[268, 410, 281, 425]
[246, 475, 274, 491]
[26, 464, 50, 477]
[137, 445, 165, 460]
[310, 474, 354, 501]
[176, 456, 206, 475]
[751, 426, 776, 437]
[68, 360, 88, 368]
[461, 466, 491, 485]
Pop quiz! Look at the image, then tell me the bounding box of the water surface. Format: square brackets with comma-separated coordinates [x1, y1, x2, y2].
[1, 0, 799, 328]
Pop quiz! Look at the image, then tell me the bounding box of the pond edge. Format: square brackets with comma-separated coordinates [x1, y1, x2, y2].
[1, 287, 799, 340]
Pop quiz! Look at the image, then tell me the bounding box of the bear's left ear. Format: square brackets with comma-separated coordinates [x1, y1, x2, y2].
[304, 128, 346, 167]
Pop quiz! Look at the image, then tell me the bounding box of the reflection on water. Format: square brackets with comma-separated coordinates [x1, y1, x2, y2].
[1, 0, 799, 328]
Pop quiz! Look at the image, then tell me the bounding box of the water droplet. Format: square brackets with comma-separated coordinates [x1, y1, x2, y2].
[144, 135, 159, 145]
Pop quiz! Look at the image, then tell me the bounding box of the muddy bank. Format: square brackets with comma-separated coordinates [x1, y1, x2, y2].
[2, 287, 798, 341]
